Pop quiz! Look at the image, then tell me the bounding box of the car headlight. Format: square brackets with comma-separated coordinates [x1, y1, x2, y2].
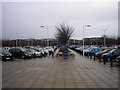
[25, 54, 28, 55]
[9, 53, 12, 56]
[95, 53, 98, 55]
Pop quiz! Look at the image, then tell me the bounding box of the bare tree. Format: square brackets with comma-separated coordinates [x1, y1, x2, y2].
[55, 23, 74, 45]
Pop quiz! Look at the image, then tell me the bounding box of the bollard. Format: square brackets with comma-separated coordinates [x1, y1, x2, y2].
[84, 53, 86, 57]
[110, 58, 113, 67]
[87, 54, 89, 58]
[90, 53, 92, 59]
[93, 54, 95, 61]
[99, 57, 101, 62]
[103, 58, 106, 65]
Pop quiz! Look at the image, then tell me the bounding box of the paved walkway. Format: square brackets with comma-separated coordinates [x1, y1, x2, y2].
[2, 51, 118, 88]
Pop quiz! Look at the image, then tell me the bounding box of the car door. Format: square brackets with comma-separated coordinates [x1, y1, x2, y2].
[14, 48, 22, 58]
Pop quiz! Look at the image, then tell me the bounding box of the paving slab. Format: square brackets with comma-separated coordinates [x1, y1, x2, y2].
[2, 51, 118, 88]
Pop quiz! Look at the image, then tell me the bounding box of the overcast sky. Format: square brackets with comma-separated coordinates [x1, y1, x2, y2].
[2, 1, 118, 40]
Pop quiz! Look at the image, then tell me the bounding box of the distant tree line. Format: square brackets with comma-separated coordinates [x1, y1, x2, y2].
[2, 36, 120, 47]
[84, 36, 120, 46]
[2, 39, 57, 47]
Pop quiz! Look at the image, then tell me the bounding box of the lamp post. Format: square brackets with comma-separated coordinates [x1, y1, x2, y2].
[15, 33, 19, 47]
[28, 39, 30, 46]
[101, 29, 108, 46]
[16, 39, 17, 47]
[83, 24, 91, 56]
[40, 25, 49, 46]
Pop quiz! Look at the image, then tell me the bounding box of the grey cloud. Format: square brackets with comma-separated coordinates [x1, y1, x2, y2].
[2, 2, 118, 40]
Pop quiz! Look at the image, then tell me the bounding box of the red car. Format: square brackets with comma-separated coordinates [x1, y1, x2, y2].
[95, 49, 112, 59]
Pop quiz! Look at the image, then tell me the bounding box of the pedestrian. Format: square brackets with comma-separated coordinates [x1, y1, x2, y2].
[51, 48, 54, 57]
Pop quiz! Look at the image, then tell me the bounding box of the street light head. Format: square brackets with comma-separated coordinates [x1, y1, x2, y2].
[40, 25, 44, 28]
[86, 25, 91, 27]
[101, 29, 108, 31]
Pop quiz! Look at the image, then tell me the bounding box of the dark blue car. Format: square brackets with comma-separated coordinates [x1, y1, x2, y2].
[101, 49, 120, 61]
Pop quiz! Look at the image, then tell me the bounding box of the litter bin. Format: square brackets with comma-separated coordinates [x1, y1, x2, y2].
[63, 51, 69, 59]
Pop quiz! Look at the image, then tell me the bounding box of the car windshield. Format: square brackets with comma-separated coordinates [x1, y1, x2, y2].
[32, 48, 39, 52]
[2, 49, 6, 53]
[29, 49, 37, 52]
[1, 48, 10, 54]
[102, 49, 110, 52]
[90, 48, 99, 51]
[20, 48, 26, 52]
[109, 49, 116, 53]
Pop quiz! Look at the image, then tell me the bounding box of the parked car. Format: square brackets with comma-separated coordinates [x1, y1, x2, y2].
[69, 45, 79, 51]
[30, 47, 46, 57]
[83, 48, 91, 55]
[101, 46, 108, 50]
[42, 47, 49, 55]
[84, 47, 103, 55]
[0, 48, 13, 61]
[101, 49, 120, 61]
[95, 49, 112, 59]
[79, 46, 90, 54]
[9, 47, 32, 59]
[25, 48, 42, 58]
[75, 46, 82, 52]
